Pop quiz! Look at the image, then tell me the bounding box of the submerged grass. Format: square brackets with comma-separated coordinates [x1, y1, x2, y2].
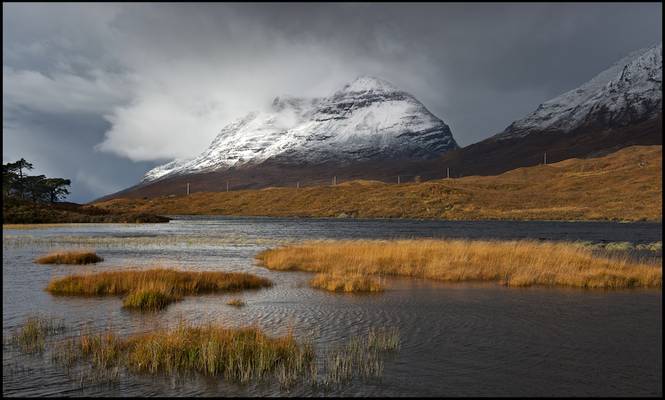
[226, 298, 246, 307]
[7, 315, 66, 353]
[46, 268, 273, 311]
[309, 273, 384, 293]
[322, 326, 400, 386]
[257, 239, 662, 289]
[35, 250, 103, 265]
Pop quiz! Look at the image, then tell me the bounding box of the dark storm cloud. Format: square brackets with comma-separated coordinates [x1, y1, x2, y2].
[3, 3, 661, 201]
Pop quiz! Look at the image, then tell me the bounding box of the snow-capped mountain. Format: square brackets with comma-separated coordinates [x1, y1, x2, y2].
[144, 76, 458, 182]
[434, 43, 663, 178]
[496, 43, 662, 140]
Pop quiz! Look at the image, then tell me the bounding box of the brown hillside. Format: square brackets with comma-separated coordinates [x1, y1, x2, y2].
[97, 115, 662, 201]
[438, 114, 662, 177]
[94, 145, 662, 222]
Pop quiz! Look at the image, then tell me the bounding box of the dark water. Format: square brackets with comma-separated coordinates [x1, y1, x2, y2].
[3, 217, 662, 396]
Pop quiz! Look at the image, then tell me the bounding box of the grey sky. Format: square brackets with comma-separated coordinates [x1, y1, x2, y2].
[3, 3, 662, 202]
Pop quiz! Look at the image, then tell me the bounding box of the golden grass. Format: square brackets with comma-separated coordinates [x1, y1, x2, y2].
[35, 250, 103, 265]
[55, 321, 314, 387]
[94, 145, 662, 221]
[125, 323, 313, 384]
[46, 268, 272, 311]
[309, 273, 384, 293]
[28, 317, 401, 389]
[122, 286, 181, 311]
[256, 239, 662, 289]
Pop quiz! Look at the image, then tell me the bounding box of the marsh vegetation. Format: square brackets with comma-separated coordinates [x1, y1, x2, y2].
[35, 250, 104, 265]
[6, 315, 66, 354]
[309, 272, 384, 293]
[6, 317, 401, 391]
[257, 239, 662, 289]
[46, 269, 273, 311]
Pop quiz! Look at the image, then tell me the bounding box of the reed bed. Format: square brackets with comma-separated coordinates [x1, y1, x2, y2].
[125, 323, 314, 384]
[46, 268, 273, 311]
[309, 272, 384, 293]
[8, 315, 402, 390]
[256, 239, 662, 289]
[49, 321, 314, 387]
[35, 250, 103, 265]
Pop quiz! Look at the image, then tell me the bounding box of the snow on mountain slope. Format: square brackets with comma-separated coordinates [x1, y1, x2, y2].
[143, 76, 457, 182]
[496, 43, 662, 139]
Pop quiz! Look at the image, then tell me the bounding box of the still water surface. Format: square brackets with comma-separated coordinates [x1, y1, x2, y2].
[3, 217, 662, 396]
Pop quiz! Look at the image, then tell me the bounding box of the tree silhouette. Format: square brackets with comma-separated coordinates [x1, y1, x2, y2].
[4, 158, 33, 199]
[2, 159, 70, 204]
[43, 178, 71, 203]
[23, 175, 48, 202]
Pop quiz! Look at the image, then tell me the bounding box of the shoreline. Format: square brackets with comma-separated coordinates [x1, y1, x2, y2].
[4, 216, 663, 230]
[162, 214, 663, 223]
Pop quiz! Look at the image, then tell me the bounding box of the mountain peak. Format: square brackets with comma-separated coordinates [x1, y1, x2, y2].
[339, 76, 399, 93]
[143, 75, 457, 182]
[497, 42, 662, 139]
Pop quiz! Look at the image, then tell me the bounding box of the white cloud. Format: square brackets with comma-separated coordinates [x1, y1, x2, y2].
[3, 4, 443, 162]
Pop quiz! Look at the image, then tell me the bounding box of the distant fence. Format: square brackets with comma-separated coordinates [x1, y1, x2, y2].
[180, 170, 463, 195]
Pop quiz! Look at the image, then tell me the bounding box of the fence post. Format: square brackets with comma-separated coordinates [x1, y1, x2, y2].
[397, 175, 401, 184]
[226, 181, 229, 192]
[186, 183, 190, 195]
[446, 168, 450, 179]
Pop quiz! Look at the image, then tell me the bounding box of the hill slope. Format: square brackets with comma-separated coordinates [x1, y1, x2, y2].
[94, 145, 662, 222]
[3, 199, 170, 224]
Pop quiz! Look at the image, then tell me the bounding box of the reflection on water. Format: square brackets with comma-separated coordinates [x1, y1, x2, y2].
[3, 217, 663, 396]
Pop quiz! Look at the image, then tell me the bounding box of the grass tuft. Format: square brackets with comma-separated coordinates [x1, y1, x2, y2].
[63, 321, 313, 387]
[35, 250, 103, 265]
[226, 298, 246, 307]
[309, 272, 384, 293]
[257, 239, 662, 289]
[122, 286, 181, 311]
[46, 268, 272, 311]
